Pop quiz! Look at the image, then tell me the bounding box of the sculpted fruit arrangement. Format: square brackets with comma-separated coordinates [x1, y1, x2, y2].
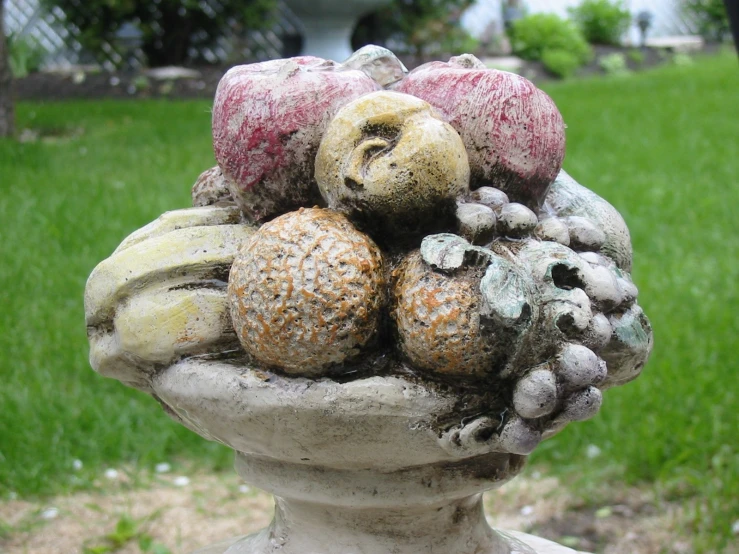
[214, 48, 650, 454]
[86, 47, 652, 458]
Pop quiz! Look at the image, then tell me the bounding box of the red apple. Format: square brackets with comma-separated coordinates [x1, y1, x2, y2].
[212, 57, 380, 222]
[395, 55, 565, 209]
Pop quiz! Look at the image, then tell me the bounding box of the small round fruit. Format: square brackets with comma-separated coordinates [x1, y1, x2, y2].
[556, 343, 606, 388]
[456, 202, 496, 245]
[228, 208, 385, 376]
[498, 203, 538, 237]
[393, 252, 498, 376]
[560, 386, 603, 421]
[192, 166, 233, 207]
[469, 186, 509, 213]
[513, 367, 558, 419]
[534, 217, 570, 246]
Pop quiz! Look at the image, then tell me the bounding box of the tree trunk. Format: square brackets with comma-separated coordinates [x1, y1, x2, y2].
[0, 0, 15, 138]
[725, 0, 739, 52]
[142, 7, 194, 67]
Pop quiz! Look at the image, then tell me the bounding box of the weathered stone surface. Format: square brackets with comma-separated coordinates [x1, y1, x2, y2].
[315, 90, 469, 239]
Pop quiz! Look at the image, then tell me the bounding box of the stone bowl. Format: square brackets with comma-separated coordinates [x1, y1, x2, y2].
[153, 357, 526, 509]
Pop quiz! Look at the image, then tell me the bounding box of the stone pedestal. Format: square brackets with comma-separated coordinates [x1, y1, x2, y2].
[283, 0, 392, 61]
[194, 496, 585, 553]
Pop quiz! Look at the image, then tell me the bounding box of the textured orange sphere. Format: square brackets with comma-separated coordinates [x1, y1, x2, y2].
[393, 252, 498, 376]
[228, 208, 385, 376]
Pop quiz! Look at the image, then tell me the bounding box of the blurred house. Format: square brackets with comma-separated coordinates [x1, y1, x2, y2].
[6, 0, 701, 69]
[462, 0, 700, 46]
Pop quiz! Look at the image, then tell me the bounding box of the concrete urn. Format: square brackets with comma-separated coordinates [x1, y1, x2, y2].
[85, 48, 653, 554]
[283, 0, 393, 61]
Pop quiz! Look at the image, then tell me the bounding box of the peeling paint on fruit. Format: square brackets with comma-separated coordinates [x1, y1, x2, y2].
[213, 57, 380, 222]
[395, 54, 565, 209]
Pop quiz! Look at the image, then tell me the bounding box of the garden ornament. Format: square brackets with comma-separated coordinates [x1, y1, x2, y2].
[282, 0, 393, 61]
[85, 47, 653, 554]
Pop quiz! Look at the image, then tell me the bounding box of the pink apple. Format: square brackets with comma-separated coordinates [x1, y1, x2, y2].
[395, 55, 566, 209]
[212, 57, 380, 222]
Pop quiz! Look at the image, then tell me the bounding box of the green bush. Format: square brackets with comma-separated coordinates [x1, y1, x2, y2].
[41, 0, 276, 67]
[684, 0, 730, 41]
[627, 48, 645, 65]
[672, 52, 695, 66]
[598, 52, 629, 75]
[568, 0, 631, 45]
[8, 34, 46, 78]
[510, 14, 592, 65]
[541, 48, 582, 78]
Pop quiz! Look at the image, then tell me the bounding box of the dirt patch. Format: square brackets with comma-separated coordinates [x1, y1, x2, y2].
[0, 471, 696, 554]
[485, 475, 695, 554]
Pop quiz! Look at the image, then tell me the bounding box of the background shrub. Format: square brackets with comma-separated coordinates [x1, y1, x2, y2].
[568, 0, 631, 45]
[684, 0, 730, 41]
[627, 48, 645, 65]
[8, 33, 46, 78]
[598, 52, 629, 75]
[41, 0, 276, 67]
[509, 13, 592, 64]
[542, 48, 581, 78]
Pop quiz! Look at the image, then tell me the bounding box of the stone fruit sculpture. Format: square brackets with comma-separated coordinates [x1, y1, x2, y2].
[85, 47, 652, 554]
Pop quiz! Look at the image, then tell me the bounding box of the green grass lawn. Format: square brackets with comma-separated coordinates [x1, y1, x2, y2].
[1, 52, 737, 551]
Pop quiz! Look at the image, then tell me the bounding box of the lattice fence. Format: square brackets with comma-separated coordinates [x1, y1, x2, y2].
[4, 0, 303, 69]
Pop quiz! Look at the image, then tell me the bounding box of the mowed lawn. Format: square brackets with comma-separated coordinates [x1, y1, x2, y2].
[1, 51, 737, 550]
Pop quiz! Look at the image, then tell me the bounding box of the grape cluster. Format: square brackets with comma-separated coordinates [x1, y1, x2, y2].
[411, 182, 652, 455]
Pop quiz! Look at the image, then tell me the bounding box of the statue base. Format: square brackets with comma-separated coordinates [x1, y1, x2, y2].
[192, 495, 587, 554]
[189, 453, 588, 554]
